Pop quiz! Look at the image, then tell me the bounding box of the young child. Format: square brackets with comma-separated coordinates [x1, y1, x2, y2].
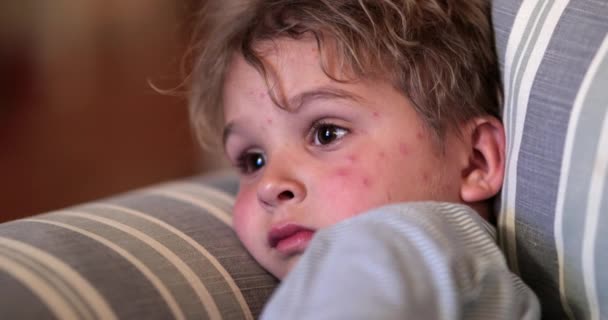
[190, 0, 540, 318]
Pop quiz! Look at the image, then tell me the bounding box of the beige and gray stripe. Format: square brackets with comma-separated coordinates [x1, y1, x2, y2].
[141, 188, 233, 226]
[88, 202, 254, 320]
[25, 217, 188, 320]
[0, 237, 117, 320]
[57, 209, 224, 320]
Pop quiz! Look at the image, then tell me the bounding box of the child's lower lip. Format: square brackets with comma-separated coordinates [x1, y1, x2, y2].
[275, 230, 314, 255]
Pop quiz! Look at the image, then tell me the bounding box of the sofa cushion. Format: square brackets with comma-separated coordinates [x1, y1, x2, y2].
[493, 0, 608, 318]
[0, 171, 278, 319]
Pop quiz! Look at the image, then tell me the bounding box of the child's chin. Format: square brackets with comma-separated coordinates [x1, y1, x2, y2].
[271, 254, 302, 280]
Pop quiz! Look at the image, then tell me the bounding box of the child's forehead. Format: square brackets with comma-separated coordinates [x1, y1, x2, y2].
[223, 54, 360, 114]
[224, 35, 393, 102]
[248, 34, 370, 79]
[223, 38, 335, 100]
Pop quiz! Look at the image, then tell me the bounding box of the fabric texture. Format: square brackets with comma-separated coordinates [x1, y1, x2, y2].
[261, 202, 540, 320]
[0, 172, 278, 320]
[493, 0, 608, 319]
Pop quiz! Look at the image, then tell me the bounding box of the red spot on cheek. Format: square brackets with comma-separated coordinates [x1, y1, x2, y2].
[417, 131, 424, 140]
[347, 154, 358, 162]
[399, 143, 409, 156]
[423, 173, 430, 181]
[259, 92, 266, 99]
[363, 177, 372, 187]
[386, 192, 393, 202]
[378, 151, 386, 159]
[266, 118, 273, 125]
[372, 112, 380, 118]
[335, 168, 350, 177]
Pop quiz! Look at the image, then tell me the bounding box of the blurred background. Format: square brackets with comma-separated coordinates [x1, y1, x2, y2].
[0, 0, 225, 222]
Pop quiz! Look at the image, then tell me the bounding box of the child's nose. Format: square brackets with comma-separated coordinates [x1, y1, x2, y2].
[257, 169, 306, 210]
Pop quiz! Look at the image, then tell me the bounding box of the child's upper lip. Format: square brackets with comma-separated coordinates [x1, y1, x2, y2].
[268, 223, 315, 248]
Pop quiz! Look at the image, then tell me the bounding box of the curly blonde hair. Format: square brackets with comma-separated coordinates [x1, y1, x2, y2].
[189, 0, 500, 149]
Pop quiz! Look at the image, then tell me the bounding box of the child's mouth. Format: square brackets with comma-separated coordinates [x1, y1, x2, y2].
[268, 223, 315, 256]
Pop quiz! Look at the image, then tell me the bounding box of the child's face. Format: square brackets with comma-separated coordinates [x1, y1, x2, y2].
[222, 38, 466, 279]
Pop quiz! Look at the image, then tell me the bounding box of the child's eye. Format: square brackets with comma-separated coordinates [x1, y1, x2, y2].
[312, 122, 349, 146]
[236, 151, 265, 174]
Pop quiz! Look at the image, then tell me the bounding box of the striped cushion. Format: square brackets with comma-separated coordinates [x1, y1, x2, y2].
[493, 0, 608, 319]
[0, 172, 278, 319]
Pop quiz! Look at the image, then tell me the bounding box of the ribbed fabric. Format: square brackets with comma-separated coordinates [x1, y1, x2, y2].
[0, 173, 278, 319]
[493, 0, 608, 318]
[261, 202, 540, 320]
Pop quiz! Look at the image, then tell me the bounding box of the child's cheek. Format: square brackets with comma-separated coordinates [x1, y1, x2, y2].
[323, 160, 377, 224]
[232, 187, 259, 244]
[331, 153, 374, 187]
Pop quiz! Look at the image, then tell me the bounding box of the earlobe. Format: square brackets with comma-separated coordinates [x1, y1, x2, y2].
[459, 117, 506, 203]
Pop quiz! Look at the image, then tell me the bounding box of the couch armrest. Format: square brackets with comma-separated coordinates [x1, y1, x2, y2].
[0, 172, 278, 319]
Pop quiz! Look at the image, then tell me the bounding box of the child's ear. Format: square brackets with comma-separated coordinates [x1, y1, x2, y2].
[459, 116, 506, 203]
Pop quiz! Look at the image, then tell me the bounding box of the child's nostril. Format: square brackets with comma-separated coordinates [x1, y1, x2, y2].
[278, 190, 294, 200]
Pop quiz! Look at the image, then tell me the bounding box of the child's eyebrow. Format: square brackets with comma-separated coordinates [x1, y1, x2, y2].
[223, 86, 362, 148]
[287, 86, 362, 111]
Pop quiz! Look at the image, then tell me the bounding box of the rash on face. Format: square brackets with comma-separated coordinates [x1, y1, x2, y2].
[334, 168, 350, 177]
[362, 177, 372, 188]
[399, 143, 409, 156]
